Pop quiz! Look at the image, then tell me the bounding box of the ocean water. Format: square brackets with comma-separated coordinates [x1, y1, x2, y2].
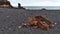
[23, 6, 60, 10]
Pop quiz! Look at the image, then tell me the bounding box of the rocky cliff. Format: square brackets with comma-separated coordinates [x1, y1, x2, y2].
[0, 1, 13, 8]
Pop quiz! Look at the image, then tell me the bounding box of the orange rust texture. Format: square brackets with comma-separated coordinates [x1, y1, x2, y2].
[28, 16, 55, 31]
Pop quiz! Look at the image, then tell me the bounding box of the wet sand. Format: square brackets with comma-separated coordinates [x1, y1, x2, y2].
[0, 8, 60, 34]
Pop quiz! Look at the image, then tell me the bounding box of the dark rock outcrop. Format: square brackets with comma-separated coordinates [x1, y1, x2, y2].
[0, 1, 13, 8]
[0, 0, 25, 9]
[18, 3, 25, 9]
[41, 8, 47, 10]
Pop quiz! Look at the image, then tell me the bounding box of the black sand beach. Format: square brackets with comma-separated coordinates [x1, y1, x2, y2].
[0, 8, 60, 34]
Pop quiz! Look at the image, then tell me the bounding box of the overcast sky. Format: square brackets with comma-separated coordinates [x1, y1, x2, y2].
[8, 0, 60, 6]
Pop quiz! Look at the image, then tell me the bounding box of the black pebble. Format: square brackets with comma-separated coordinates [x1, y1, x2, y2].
[1, 29, 4, 31]
[13, 29, 16, 31]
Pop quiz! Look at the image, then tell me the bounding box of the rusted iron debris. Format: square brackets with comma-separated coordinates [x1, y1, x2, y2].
[21, 16, 56, 31]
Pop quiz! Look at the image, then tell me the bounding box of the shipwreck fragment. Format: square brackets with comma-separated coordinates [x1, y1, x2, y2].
[21, 16, 56, 31]
[34, 16, 55, 28]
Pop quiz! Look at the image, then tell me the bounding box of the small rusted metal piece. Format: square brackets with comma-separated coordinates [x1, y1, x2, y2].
[21, 23, 27, 27]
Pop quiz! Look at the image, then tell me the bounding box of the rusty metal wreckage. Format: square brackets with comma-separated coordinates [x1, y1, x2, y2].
[20, 16, 57, 31]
